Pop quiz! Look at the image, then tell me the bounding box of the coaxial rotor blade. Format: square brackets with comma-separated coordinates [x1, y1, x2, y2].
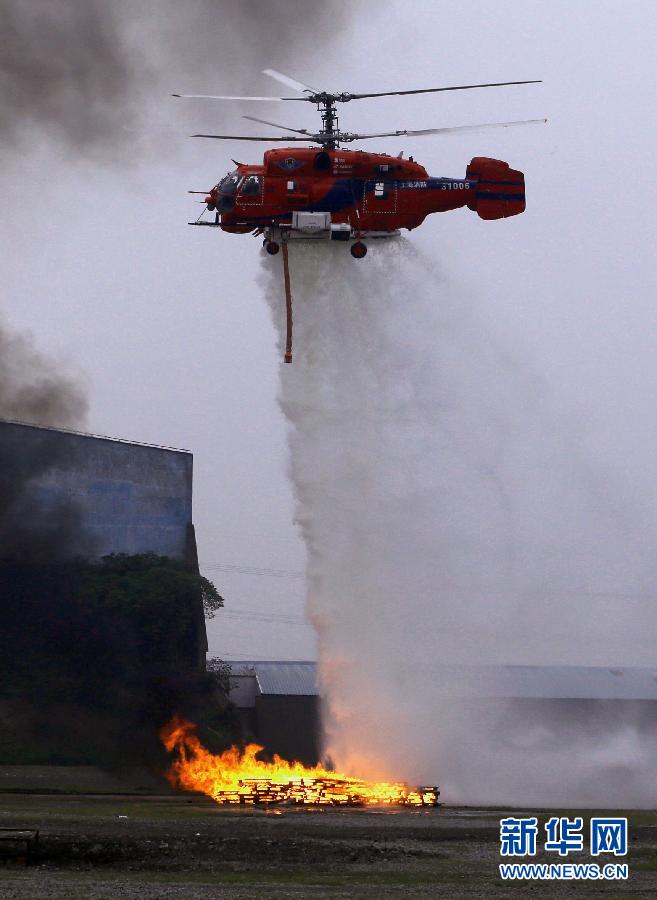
[346, 80, 542, 100]
[341, 118, 547, 141]
[174, 79, 542, 106]
[172, 93, 304, 102]
[262, 68, 319, 94]
[243, 115, 310, 135]
[404, 117, 547, 136]
[191, 133, 318, 142]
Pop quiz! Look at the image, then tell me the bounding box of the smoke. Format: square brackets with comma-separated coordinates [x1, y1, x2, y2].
[0, 324, 87, 428]
[261, 240, 657, 806]
[0, 0, 353, 159]
[0, 0, 140, 155]
[0, 320, 88, 561]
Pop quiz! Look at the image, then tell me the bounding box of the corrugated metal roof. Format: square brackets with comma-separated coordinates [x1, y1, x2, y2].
[226, 661, 318, 696]
[225, 661, 657, 700]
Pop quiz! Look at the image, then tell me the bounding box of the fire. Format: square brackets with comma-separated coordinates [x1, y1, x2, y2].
[161, 716, 439, 807]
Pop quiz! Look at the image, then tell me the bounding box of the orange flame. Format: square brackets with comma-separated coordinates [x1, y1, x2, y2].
[161, 716, 438, 807]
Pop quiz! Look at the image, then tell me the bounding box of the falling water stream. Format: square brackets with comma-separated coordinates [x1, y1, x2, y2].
[260, 239, 657, 806]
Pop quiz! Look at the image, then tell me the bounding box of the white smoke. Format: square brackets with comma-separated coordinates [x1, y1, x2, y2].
[260, 239, 657, 806]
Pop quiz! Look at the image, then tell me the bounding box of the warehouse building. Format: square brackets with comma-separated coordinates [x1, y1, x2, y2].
[225, 660, 657, 767]
[0, 418, 207, 668]
[226, 661, 320, 765]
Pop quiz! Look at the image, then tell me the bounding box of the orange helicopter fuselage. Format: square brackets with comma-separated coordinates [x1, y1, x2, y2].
[205, 146, 526, 237]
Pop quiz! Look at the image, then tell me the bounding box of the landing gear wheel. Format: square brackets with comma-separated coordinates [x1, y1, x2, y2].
[265, 241, 280, 255]
[350, 241, 367, 259]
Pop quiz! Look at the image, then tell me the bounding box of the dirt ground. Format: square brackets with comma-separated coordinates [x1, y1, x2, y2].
[1, 767, 656, 898]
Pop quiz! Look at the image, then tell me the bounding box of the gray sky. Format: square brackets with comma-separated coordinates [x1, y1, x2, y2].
[3, 0, 657, 664]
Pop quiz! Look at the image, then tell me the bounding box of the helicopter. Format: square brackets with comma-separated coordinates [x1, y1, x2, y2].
[175, 69, 544, 259]
[174, 70, 544, 361]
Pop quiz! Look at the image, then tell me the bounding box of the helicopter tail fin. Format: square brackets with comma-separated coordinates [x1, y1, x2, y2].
[466, 157, 526, 219]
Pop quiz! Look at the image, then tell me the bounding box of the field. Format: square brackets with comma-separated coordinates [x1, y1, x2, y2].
[1, 767, 656, 898]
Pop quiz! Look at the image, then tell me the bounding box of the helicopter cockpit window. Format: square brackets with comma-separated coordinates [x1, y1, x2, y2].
[239, 174, 262, 196]
[218, 171, 242, 195]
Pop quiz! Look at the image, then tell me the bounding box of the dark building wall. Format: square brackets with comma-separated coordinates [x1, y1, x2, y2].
[0, 420, 193, 560]
[255, 695, 320, 766]
[0, 419, 207, 668]
[235, 707, 258, 742]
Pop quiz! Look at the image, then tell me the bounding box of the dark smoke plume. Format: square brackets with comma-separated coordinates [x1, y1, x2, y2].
[0, 424, 93, 563]
[0, 320, 88, 561]
[0, 1, 141, 155]
[1, 0, 352, 158]
[0, 323, 87, 428]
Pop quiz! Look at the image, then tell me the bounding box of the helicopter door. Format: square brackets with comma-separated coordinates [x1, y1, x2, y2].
[363, 180, 398, 216]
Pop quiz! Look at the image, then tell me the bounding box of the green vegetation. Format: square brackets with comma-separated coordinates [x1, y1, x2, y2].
[0, 554, 239, 767]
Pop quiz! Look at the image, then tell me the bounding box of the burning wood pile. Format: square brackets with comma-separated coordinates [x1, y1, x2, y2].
[161, 717, 439, 808]
[197, 776, 438, 807]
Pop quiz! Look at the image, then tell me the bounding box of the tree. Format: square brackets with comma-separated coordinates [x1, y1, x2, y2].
[0, 554, 239, 765]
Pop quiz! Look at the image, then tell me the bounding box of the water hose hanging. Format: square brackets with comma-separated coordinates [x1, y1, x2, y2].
[282, 240, 293, 363]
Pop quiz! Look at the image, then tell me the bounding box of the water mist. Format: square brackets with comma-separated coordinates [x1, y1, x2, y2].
[260, 239, 657, 806]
